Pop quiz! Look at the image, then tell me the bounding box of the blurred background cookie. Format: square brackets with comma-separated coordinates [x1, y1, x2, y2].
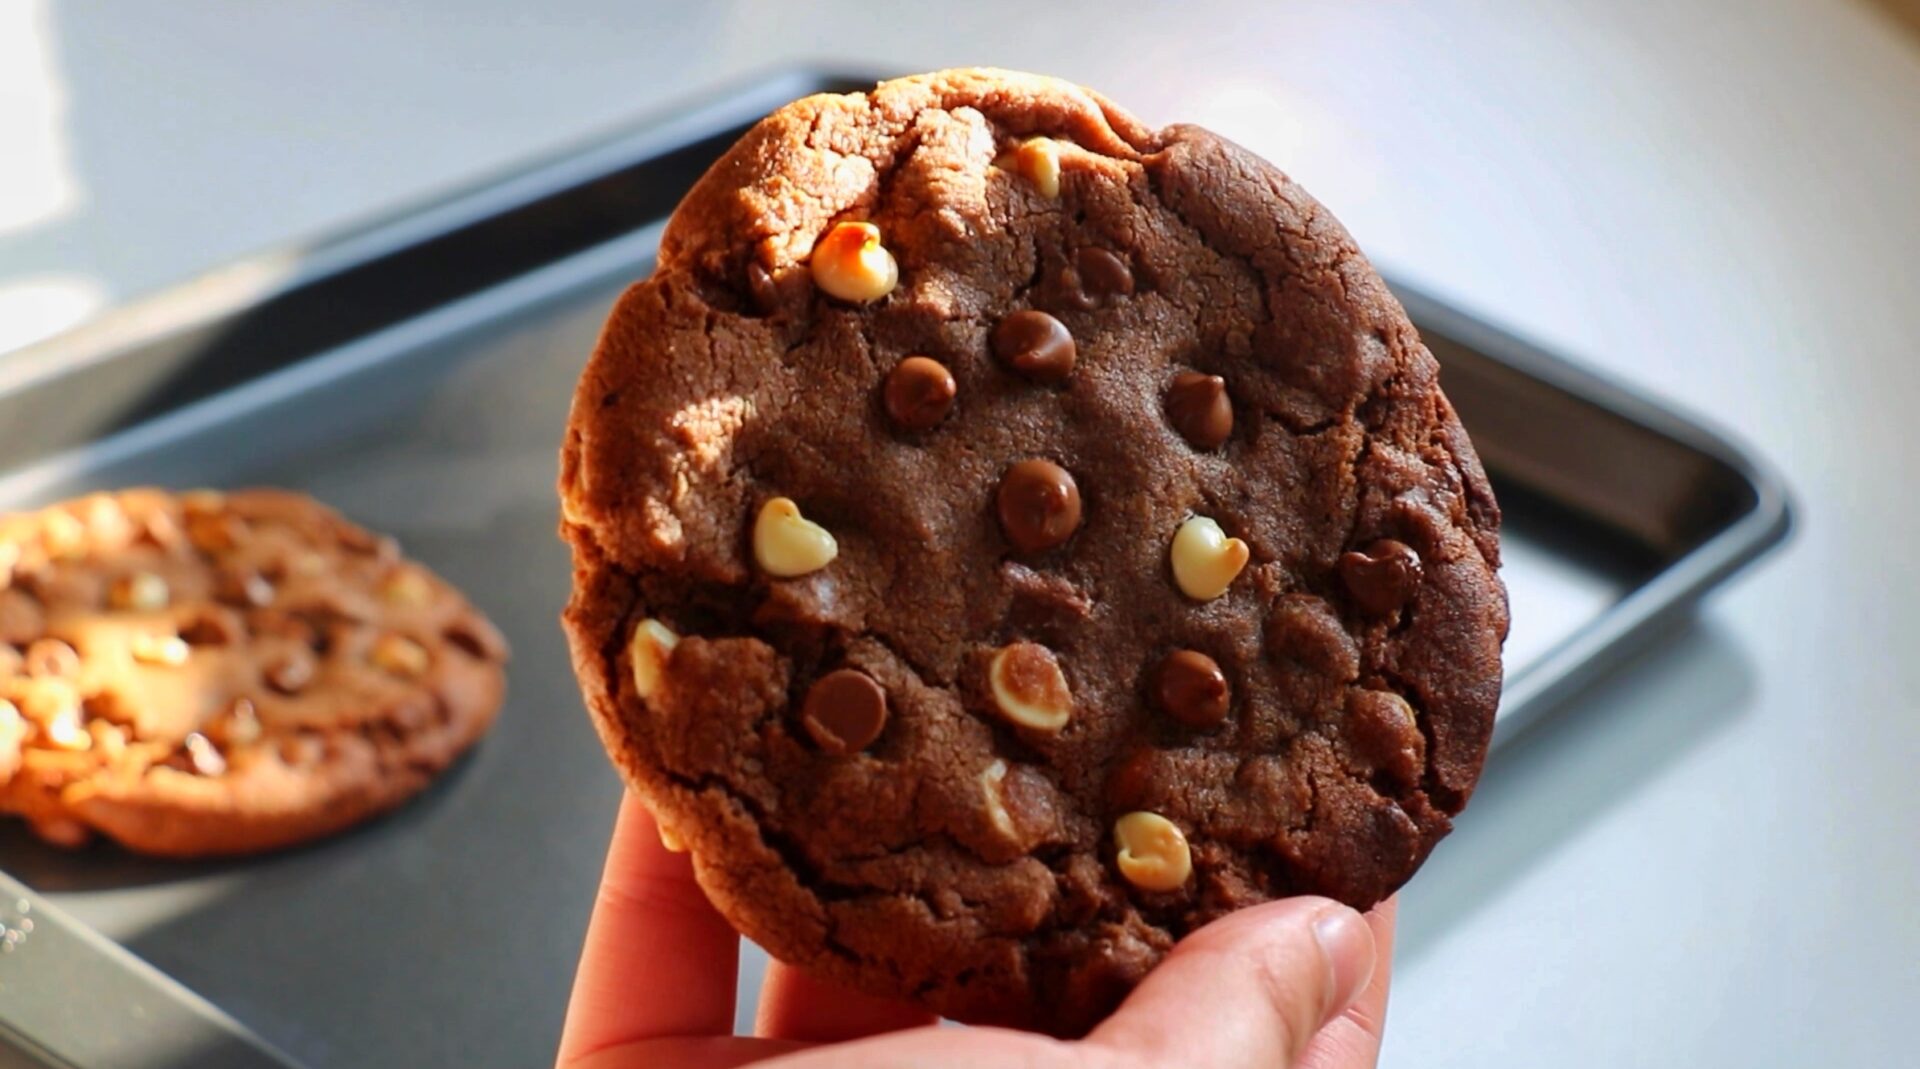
[0, 487, 509, 857]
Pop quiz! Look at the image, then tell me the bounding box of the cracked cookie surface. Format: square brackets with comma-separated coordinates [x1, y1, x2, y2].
[559, 68, 1506, 1035]
[0, 488, 508, 856]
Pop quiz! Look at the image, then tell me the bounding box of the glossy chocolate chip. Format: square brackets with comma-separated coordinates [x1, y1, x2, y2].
[179, 608, 242, 647]
[1338, 539, 1423, 616]
[1152, 649, 1230, 729]
[1076, 248, 1134, 300]
[883, 356, 957, 431]
[746, 261, 780, 312]
[1165, 371, 1233, 449]
[991, 310, 1076, 383]
[801, 669, 889, 754]
[1058, 248, 1136, 310]
[997, 460, 1082, 554]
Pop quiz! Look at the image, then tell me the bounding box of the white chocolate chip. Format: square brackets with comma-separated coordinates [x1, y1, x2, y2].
[43, 705, 91, 753]
[1012, 137, 1062, 198]
[979, 758, 1016, 839]
[809, 221, 899, 303]
[1170, 515, 1250, 601]
[629, 618, 680, 702]
[987, 642, 1072, 733]
[1114, 811, 1192, 892]
[41, 511, 86, 560]
[753, 497, 838, 578]
[370, 634, 430, 677]
[380, 568, 434, 607]
[110, 572, 171, 612]
[131, 633, 191, 667]
[184, 732, 227, 777]
[657, 822, 687, 853]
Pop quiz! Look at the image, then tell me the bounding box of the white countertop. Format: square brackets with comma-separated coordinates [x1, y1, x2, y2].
[3, 1, 1916, 1065]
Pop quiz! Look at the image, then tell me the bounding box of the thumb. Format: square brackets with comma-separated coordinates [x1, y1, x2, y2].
[1086, 897, 1376, 1069]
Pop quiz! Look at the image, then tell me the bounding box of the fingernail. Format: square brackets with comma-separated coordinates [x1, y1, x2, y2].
[1311, 905, 1376, 1025]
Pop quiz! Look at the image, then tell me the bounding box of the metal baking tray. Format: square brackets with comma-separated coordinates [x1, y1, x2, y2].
[0, 70, 1789, 1069]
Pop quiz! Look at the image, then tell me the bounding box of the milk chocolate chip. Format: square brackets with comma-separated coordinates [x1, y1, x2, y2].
[746, 261, 780, 312]
[1165, 371, 1233, 449]
[1339, 539, 1423, 616]
[992, 310, 1076, 383]
[997, 460, 1082, 554]
[883, 356, 957, 431]
[801, 669, 889, 754]
[1059, 248, 1136, 310]
[1152, 650, 1230, 729]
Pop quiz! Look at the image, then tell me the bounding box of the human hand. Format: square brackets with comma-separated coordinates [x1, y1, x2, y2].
[557, 794, 1394, 1069]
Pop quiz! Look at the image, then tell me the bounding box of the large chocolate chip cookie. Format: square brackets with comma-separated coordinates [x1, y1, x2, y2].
[0, 488, 508, 856]
[559, 68, 1506, 1035]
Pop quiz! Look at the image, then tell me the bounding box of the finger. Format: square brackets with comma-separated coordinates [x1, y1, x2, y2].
[1296, 896, 1398, 1069]
[557, 794, 741, 1066]
[754, 960, 939, 1042]
[1086, 896, 1376, 1069]
[566, 1037, 806, 1069]
[754, 1025, 1074, 1069]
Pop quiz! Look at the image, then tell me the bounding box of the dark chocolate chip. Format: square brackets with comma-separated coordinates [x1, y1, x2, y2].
[1346, 690, 1424, 786]
[1338, 539, 1423, 616]
[1057, 248, 1136, 311]
[1152, 650, 1230, 729]
[1076, 248, 1134, 300]
[996, 460, 1083, 554]
[801, 669, 889, 754]
[746, 261, 780, 312]
[991, 310, 1076, 383]
[883, 356, 957, 431]
[1165, 371, 1233, 449]
[180, 608, 242, 647]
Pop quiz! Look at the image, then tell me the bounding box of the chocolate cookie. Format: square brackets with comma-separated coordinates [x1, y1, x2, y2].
[0, 488, 508, 857]
[559, 69, 1506, 1034]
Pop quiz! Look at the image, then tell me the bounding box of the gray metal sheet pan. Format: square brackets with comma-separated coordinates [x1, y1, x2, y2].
[0, 70, 1788, 1069]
